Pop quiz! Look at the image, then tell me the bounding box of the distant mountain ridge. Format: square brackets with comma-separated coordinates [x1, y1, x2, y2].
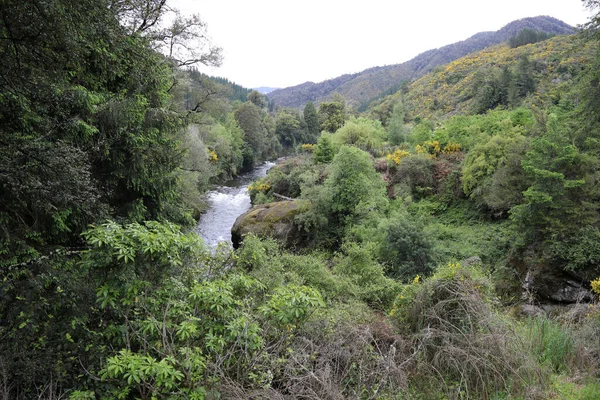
[266, 16, 574, 109]
[254, 86, 280, 94]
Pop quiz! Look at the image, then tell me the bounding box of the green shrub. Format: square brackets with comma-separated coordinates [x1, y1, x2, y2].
[378, 211, 434, 281]
[296, 145, 388, 247]
[248, 155, 318, 204]
[425, 221, 511, 268]
[221, 300, 410, 399]
[279, 252, 347, 300]
[393, 154, 436, 199]
[236, 234, 283, 283]
[332, 117, 387, 152]
[548, 375, 600, 400]
[333, 242, 400, 309]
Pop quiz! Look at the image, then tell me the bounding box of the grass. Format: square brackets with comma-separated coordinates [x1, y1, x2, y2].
[526, 317, 576, 374]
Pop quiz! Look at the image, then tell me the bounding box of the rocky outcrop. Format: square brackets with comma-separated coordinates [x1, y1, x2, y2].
[524, 267, 594, 304]
[231, 200, 305, 249]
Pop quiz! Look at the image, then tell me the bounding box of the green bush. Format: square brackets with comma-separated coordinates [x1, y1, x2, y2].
[296, 145, 388, 246]
[279, 252, 346, 300]
[333, 242, 400, 309]
[378, 211, 434, 281]
[248, 155, 321, 205]
[424, 220, 511, 268]
[332, 116, 387, 152]
[393, 154, 436, 199]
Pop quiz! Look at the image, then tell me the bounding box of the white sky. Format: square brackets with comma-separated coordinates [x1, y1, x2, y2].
[170, 0, 592, 89]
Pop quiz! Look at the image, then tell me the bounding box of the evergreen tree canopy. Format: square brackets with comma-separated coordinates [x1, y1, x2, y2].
[303, 101, 320, 143]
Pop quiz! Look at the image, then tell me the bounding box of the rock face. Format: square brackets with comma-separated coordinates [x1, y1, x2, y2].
[525, 267, 594, 304]
[231, 200, 304, 249]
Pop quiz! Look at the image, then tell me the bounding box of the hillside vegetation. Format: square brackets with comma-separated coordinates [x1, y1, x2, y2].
[267, 16, 573, 109]
[3, 1, 600, 399]
[368, 34, 594, 121]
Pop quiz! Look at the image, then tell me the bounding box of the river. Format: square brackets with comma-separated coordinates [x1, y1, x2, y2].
[195, 161, 275, 247]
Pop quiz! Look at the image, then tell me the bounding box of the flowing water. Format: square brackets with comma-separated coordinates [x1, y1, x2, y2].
[195, 161, 275, 247]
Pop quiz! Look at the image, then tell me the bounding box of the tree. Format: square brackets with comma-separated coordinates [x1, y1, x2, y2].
[462, 134, 529, 213]
[378, 211, 433, 280]
[0, 0, 185, 257]
[387, 98, 407, 144]
[153, 12, 223, 67]
[303, 102, 320, 143]
[326, 146, 387, 228]
[247, 90, 268, 109]
[111, 0, 222, 67]
[0, 1, 224, 392]
[510, 111, 597, 250]
[498, 66, 513, 106]
[234, 102, 267, 169]
[514, 54, 536, 98]
[275, 109, 304, 148]
[314, 134, 336, 164]
[179, 69, 224, 113]
[471, 68, 503, 114]
[508, 28, 552, 48]
[579, 3, 600, 145]
[393, 154, 436, 199]
[297, 146, 387, 245]
[333, 117, 387, 152]
[318, 98, 346, 133]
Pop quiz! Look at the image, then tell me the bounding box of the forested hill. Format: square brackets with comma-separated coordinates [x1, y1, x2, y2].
[367, 33, 595, 122]
[267, 16, 573, 109]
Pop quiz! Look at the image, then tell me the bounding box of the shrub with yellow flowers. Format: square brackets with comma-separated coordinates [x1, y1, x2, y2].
[415, 140, 441, 157]
[442, 142, 462, 154]
[386, 149, 410, 165]
[248, 182, 271, 193]
[208, 149, 218, 162]
[301, 143, 316, 153]
[388, 274, 422, 323]
[248, 179, 272, 203]
[591, 277, 600, 298]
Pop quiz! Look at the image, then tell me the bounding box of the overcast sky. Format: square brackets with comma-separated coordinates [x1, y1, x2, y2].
[170, 0, 592, 89]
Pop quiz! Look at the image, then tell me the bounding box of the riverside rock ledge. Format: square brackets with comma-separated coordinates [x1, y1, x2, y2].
[231, 200, 304, 248]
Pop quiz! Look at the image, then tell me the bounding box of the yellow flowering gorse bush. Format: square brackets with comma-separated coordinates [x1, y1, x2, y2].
[386, 149, 410, 165]
[301, 143, 316, 153]
[416, 140, 441, 157]
[591, 277, 600, 298]
[442, 142, 462, 154]
[248, 183, 271, 192]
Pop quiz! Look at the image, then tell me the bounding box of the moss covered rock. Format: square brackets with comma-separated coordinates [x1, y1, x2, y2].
[231, 200, 305, 248]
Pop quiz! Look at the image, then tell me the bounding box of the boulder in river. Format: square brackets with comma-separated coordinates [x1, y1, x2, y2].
[231, 200, 305, 248]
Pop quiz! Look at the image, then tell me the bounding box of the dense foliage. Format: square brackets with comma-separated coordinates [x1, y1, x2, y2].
[509, 28, 555, 48]
[3, 1, 600, 399]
